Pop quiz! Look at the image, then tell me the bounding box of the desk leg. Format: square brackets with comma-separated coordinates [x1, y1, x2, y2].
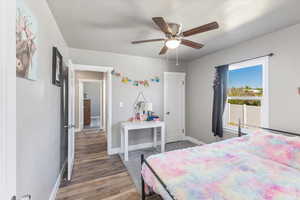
[161, 125, 165, 153]
[153, 128, 157, 148]
[120, 128, 124, 153]
[124, 128, 129, 161]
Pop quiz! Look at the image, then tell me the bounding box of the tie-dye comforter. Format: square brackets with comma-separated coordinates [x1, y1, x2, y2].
[141, 131, 300, 200]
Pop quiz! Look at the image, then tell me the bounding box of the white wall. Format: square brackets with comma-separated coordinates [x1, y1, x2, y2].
[16, 0, 69, 199]
[69, 48, 186, 148]
[186, 23, 300, 143]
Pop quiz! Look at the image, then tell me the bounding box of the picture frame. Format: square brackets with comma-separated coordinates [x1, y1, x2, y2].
[52, 47, 63, 86]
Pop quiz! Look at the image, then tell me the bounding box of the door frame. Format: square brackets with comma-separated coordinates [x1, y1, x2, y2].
[0, 0, 17, 199]
[163, 72, 186, 142]
[78, 79, 104, 131]
[72, 64, 114, 155]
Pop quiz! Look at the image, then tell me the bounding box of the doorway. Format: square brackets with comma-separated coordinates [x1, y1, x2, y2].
[78, 80, 104, 131]
[164, 72, 186, 142]
[66, 64, 113, 180]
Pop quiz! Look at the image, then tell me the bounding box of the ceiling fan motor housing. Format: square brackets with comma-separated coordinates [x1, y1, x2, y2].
[167, 23, 182, 36]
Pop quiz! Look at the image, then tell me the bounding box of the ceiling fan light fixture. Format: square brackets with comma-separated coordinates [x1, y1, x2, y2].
[165, 39, 181, 49]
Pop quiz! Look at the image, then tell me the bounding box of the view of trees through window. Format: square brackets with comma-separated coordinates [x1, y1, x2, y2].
[225, 65, 263, 129]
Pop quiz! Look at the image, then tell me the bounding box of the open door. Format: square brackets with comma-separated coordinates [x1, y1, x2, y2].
[67, 60, 75, 180]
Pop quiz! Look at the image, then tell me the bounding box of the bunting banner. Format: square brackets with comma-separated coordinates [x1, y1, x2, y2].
[112, 70, 160, 87]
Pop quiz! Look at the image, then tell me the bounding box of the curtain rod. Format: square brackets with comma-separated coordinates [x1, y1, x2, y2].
[220, 53, 274, 67]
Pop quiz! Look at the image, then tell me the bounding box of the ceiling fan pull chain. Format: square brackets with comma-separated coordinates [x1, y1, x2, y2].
[166, 50, 169, 62]
[176, 47, 179, 66]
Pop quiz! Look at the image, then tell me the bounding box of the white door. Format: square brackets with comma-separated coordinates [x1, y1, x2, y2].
[68, 61, 75, 180]
[164, 72, 186, 142]
[1, 0, 17, 199]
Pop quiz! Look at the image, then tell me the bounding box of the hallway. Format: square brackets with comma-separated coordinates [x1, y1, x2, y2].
[56, 131, 140, 200]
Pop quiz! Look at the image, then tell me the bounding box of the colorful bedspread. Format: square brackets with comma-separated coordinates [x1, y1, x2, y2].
[141, 132, 300, 200]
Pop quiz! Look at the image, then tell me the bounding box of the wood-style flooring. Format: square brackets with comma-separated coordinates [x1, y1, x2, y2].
[56, 131, 140, 200]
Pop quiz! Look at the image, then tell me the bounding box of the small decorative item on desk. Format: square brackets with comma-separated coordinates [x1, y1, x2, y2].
[140, 114, 148, 121]
[149, 114, 160, 121]
[145, 102, 152, 121]
[132, 92, 161, 122]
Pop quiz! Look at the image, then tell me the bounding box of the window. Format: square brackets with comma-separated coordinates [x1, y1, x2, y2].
[223, 57, 269, 133]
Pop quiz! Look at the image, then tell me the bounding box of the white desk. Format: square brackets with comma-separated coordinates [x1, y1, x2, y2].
[120, 121, 165, 161]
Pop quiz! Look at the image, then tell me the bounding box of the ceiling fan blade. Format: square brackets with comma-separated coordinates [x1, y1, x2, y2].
[159, 45, 168, 55]
[131, 39, 165, 44]
[152, 17, 172, 34]
[181, 39, 204, 49]
[182, 22, 219, 37]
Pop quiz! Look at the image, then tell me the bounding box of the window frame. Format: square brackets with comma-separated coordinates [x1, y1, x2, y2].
[223, 56, 269, 134]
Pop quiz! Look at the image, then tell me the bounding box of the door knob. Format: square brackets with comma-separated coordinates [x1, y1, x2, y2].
[64, 125, 76, 128]
[166, 112, 170, 115]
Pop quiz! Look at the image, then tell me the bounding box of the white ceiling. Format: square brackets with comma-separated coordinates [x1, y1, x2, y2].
[47, 0, 300, 61]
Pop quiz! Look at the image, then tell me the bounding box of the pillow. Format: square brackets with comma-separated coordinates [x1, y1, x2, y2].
[245, 131, 300, 170]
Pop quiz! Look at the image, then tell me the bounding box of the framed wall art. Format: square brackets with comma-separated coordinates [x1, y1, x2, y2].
[16, 0, 38, 80]
[52, 47, 63, 86]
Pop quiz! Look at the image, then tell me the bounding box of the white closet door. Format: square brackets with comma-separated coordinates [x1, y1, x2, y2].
[164, 72, 186, 142]
[68, 61, 75, 181]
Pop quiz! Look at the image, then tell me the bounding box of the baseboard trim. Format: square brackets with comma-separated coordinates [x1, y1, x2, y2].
[185, 136, 206, 145]
[49, 161, 66, 200]
[68, 156, 74, 181]
[110, 142, 162, 155]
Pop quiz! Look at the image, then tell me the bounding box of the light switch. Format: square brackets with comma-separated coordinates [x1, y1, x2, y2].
[120, 102, 124, 108]
[20, 195, 31, 200]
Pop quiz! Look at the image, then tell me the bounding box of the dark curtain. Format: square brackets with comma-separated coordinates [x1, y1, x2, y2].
[212, 65, 229, 137]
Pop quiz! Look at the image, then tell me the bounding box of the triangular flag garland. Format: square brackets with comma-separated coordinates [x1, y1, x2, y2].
[112, 70, 160, 87]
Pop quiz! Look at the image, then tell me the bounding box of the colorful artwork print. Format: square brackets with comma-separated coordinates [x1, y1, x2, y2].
[16, 0, 38, 80]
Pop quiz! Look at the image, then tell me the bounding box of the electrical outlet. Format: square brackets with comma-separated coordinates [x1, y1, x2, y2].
[120, 102, 124, 108]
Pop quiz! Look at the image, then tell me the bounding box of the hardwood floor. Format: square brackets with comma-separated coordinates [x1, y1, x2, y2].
[56, 131, 140, 200]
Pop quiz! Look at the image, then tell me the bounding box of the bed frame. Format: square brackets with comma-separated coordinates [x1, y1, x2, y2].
[140, 127, 300, 200]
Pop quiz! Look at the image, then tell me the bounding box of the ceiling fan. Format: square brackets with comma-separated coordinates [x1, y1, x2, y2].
[131, 17, 219, 55]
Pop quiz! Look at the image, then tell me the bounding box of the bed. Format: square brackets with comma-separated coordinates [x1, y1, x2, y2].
[141, 129, 300, 200]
